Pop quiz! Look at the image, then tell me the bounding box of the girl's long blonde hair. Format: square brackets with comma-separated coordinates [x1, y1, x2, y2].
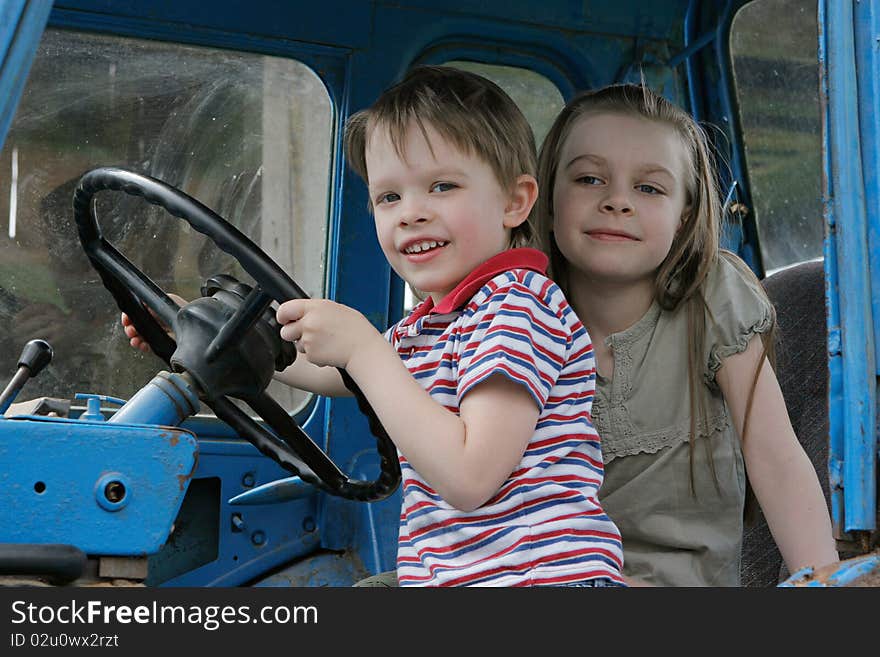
[535, 84, 775, 508]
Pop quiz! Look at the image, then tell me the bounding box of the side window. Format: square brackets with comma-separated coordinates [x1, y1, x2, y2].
[0, 29, 332, 414]
[730, 0, 822, 274]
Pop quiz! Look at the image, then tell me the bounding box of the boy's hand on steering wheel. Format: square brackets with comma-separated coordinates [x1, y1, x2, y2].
[277, 298, 382, 370]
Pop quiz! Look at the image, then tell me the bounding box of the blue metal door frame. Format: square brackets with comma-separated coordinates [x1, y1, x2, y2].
[820, 0, 878, 542]
[0, 0, 52, 151]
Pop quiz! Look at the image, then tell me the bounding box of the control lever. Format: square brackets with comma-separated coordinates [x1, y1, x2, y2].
[0, 339, 53, 416]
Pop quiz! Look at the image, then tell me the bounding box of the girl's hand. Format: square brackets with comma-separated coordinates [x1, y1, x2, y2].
[121, 293, 187, 352]
[276, 299, 384, 369]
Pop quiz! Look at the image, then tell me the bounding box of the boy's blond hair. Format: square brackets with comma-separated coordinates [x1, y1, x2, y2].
[344, 65, 537, 248]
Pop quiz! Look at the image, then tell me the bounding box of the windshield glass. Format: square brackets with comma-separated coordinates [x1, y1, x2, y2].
[0, 29, 331, 413]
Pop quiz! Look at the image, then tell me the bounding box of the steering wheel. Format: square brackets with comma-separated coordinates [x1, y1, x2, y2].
[72, 166, 400, 502]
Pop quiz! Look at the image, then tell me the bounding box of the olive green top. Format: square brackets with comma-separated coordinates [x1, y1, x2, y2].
[594, 253, 773, 586]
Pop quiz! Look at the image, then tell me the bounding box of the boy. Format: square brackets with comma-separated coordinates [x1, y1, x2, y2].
[274, 66, 624, 587]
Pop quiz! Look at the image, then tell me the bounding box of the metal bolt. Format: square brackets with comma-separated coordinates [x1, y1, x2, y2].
[251, 530, 266, 546]
[302, 516, 316, 533]
[104, 481, 126, 503]
[95, 473, 130, 511]
[231, 513, 245, 532]
[242, 472, 255, 488]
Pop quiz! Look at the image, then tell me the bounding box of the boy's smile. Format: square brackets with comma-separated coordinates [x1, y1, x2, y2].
[365, 121, 526, 303]
[400, 237, 449, 259]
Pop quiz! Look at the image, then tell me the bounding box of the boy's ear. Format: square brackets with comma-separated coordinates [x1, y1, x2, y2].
[503, 174, 539, 228]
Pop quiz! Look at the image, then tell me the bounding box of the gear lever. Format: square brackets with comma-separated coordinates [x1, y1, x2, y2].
[0, 339, 53, 415]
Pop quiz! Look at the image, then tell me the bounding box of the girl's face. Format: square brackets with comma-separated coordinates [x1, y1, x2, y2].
[551, 112, 689, 291]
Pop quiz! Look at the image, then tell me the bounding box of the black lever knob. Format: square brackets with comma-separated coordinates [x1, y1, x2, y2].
[0, 340, 54, 415]
[18, 339, 53, 377]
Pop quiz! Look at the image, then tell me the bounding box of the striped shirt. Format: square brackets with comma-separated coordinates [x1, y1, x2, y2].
[388, 248, 624, 587]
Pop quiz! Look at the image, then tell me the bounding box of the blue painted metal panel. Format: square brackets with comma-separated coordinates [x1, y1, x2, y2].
[0, 415, 197, 555]
[159, 438, 321, 587]
[854, 0, 880, 375]
[681, 0, 760, 272]
[820, 0, 877, 534]
[682, 0, 702, 123]
[713, 0, 760, 274]
[819, 0, 846, 542]
[779, 552, 880, 586]
[52, 0, 372, 49]
[0, 0, 52, 152]
[52, 0, 690, 47]
[366, 5, 646, 94]
[395, 0, 690, 40]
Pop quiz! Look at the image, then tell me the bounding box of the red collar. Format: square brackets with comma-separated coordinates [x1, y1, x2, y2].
[402, 247, 548, 325]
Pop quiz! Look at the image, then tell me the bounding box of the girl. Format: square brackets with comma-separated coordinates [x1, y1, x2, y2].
[535, 84, 838, 586]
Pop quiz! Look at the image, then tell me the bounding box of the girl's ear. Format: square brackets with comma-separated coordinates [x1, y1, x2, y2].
[503, 174, 539, 228]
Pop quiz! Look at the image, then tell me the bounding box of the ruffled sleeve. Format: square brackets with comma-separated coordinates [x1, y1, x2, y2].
[704, 251, 774, 385]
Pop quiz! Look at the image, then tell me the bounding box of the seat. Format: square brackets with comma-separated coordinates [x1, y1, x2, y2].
[740, 259, 831, 586]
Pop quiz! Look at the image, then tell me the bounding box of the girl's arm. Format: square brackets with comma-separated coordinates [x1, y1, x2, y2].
[623, 576, 655, 587]
[277, 298, 539, 512]
[716, 334, 839, 574]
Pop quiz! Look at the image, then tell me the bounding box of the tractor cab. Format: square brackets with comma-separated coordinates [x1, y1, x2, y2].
[0, 0, 876, 587]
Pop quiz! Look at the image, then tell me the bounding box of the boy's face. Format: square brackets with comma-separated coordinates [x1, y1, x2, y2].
[365, 121, 518, 303]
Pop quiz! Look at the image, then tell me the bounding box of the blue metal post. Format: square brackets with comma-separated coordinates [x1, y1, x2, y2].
[854, 0, 880, 375]
[0, 0, 52, 151]
[821, 0, 877, 535]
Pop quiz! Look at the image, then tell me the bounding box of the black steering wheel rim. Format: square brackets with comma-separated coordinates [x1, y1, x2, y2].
[72, 166, 400, 502]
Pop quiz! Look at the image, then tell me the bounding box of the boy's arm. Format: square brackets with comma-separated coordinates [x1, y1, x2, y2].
[717, 335, 839, 574]
[123, 300, 349, 397]
[277, 298, 539, 511]
[349, 345, 539, 511]
[273, 356, 349, 397]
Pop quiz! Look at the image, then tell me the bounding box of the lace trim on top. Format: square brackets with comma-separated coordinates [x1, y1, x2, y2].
[603, 301, 662, 350]
[590, 255, 773, 462]
[594, 399, 731, 462]
[592, 299, 733, 462]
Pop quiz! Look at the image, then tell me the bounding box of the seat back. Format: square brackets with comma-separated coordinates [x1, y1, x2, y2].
[740, 259, 831, 586]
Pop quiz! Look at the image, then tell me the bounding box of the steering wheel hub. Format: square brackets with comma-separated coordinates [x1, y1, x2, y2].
[170, 275, 295, 400]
